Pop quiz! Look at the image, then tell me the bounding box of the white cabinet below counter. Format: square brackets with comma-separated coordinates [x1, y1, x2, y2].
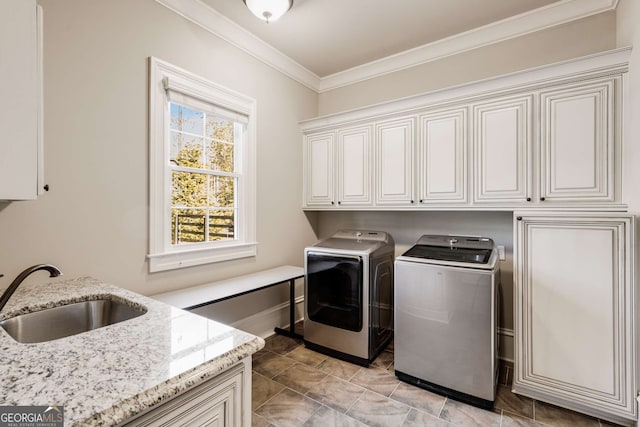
[124, 359, 250, 427]
[300, 48, 629, 211]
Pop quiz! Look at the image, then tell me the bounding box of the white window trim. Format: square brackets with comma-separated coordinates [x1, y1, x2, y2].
[148, 57, 257, 272]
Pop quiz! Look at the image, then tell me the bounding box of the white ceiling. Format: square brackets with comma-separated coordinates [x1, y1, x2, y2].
[161, 0, 619, 91]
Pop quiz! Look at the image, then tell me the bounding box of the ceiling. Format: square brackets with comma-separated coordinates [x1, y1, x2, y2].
[202, 0, 569, 77]
[162, 0, 618, 91]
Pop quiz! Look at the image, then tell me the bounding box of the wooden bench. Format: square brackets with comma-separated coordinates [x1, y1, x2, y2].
[152, 265, 304, 339]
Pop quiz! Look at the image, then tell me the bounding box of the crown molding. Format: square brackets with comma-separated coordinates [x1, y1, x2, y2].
[155, 0, 618, 94]
[154, 0, 321, 91]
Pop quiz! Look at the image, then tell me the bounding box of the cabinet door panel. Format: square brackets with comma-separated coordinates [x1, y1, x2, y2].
[375, 118, 414, 205]
[529, 225, 614, 392]
[0, 0, 38, 200]
[474, 96, 532, 203]
[540, 79, 616, 202]
[514, 214, 635, 424]
[338, 126, 371, 206]
[304, 132, 335, 207]
[418, 108, 467, 204]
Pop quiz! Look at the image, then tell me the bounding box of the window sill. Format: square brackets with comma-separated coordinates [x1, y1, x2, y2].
[147, 241, 258, 272]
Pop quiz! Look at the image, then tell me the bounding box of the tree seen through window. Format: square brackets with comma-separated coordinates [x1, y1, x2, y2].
[169, 103, 238, 245]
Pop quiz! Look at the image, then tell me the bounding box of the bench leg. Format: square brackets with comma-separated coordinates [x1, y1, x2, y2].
[274, 278, 303, 339]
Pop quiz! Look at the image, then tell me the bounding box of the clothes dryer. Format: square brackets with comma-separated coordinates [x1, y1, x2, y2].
[304, 230, 394, 366]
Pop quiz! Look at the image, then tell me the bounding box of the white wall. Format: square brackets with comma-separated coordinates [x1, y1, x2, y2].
[318, 12, 616, 115]
[0, 0, 318, 323]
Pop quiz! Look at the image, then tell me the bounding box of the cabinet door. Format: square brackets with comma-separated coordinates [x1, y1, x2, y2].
[304, 131, 335, 207]
[539, 78, 618, 203]
[417, 108, 467, 204]
[125, 360, 248, 426]
[337, 125, 372, 206]
[514, 213, 635, 424]
[0, 0, 39, 200]
[375, 117, 415, 206]
[473, 96, 532, 204]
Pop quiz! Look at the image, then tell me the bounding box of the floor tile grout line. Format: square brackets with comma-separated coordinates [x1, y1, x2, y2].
[343, 385, 366, 417]
[436, 396, 447, 419]
[252, 385, 287, 414]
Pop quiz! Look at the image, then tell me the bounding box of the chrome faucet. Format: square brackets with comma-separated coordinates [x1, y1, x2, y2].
[0, 264, 62, 313]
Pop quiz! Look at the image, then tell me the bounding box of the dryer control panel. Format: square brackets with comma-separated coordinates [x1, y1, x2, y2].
[332, 230, 389, 242]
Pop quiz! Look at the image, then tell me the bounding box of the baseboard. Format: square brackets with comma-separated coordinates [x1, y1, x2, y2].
[498, 327, 514, 363]
[231, 295, 304, 339]
[231, 296, 516, 362]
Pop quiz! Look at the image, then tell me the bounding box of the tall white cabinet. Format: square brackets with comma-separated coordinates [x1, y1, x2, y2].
[513, 213, 636, 425]
[0, 0, 43, 201]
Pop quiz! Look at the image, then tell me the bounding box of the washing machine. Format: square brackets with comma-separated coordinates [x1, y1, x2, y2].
[304, 230, 394, 366]
[394, 235, 500, 409]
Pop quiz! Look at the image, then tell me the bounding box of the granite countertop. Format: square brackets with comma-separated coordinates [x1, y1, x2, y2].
[0, 276, 265, 426]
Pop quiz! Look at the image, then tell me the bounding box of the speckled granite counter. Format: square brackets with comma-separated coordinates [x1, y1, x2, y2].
[0, 277, 265, 426]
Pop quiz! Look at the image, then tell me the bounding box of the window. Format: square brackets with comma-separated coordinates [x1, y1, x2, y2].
[148, 58, 256, 272]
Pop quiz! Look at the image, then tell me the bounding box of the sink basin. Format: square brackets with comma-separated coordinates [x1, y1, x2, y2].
[0, 298, 147, 343]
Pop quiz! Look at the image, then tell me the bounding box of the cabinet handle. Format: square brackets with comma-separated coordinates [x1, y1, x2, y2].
[43, 184, 50, 192]
[331, 201, 335, 205]
[526, 197, 531, 202]
[540, 197, 546, 201]
[338, 201, 341, 205]
[410, 200, 414, 204]
[419, 199, 423, 203]
[517, 216, 523, 221]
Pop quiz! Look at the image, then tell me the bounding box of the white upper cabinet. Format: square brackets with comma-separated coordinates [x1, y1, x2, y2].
[539, 77, 619, 204]
[473, 95, 532, 205]
[375, 117, 415, 206]
[337, 125, 372, 206]
[300, 48, 628, 211]
[0, 0, 42, 201]
[303, 131, 335, 207]
[417, 108, 467, 205]
[303, 125, 373, 208]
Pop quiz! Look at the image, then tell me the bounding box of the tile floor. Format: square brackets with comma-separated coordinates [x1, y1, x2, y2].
[251, 326, 623, 427]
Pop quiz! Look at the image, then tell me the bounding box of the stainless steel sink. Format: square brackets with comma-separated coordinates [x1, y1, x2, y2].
[0, 299, 147, 344]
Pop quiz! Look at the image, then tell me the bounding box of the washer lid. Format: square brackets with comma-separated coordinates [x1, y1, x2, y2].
[401, 245, 493, 264]
[414, 235, 494, 250]
[399, 235, 496, 266]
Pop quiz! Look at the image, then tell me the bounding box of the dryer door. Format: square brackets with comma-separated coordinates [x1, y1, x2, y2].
[306, 252, 363, 332]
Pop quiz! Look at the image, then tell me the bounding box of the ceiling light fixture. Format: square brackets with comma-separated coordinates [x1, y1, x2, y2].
[243, 0, 292, 24]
